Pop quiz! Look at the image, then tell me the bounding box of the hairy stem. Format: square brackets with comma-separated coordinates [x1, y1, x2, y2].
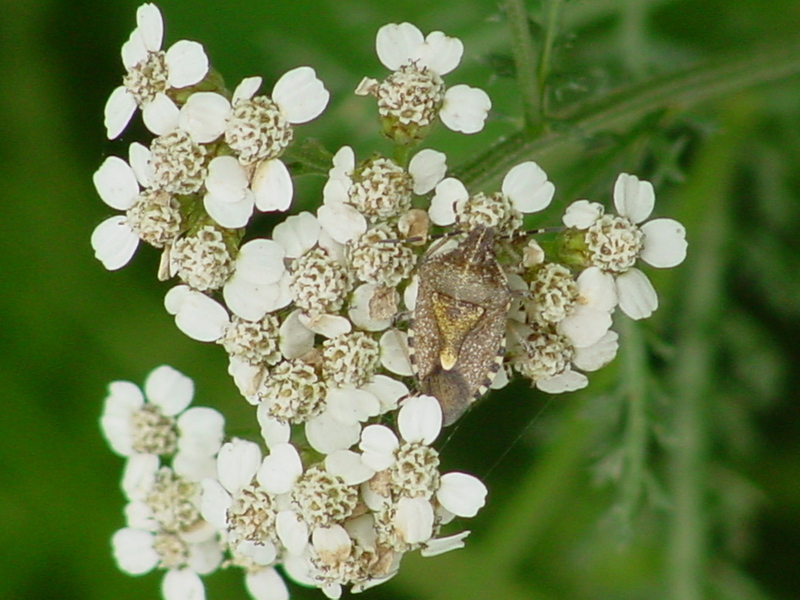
[455, 39, 800, 189]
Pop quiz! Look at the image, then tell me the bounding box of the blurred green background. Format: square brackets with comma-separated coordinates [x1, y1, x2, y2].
[2, 0, 800, 598]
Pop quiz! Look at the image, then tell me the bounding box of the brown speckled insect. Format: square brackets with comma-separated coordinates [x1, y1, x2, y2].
[409, 226, 511, 425]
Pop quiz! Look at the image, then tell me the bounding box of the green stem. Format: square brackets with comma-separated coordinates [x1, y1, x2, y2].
[666, 102, 752, 600]
[502, 0, 542, 133]
[618, 316, 649, 529]
[454, 39, 800, 189]
[537, 0, 564, 119]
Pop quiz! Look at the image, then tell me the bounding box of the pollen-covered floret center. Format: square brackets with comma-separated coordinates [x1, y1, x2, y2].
[226, 484, 279, 545]
[123, 51, 169, 105]
[259, 359, 326, 424]
[511, 327, 574, 382]
[126, 191, 182, 248]
[149, 129, 208, 195]
[291, 465, 358, 529]
[225, 96, 294, 165]
[376, 62, 445, 129]
[131, 404, 178, 455]
[350, 158, 413, 220]
[585, 214, 644, 273]
[289, 247, 353, 316]
[389, 441, 441, 498]
[146, 467, 203, 532]
[528, 263, 578, 325]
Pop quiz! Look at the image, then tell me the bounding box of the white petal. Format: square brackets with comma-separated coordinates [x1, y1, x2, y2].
[187, 537, 223, 574]
[177, 407, 225, 457]
[573, 330, 619, 372]
[223, 274, 288, 322]
[313, 525, 352, 564]
[329, 146, 355, 180]
[282, 552, 317, 587]
[273, 66, 329, 124]
[136, 3, 164, 52]
[348, 283, 394, 332]
[204, 191, 254, 228]
[398, 395, 441, 444]
[128, 142, 153, 187]
[562, 199, 603, 229]
[379, 329, 413, 376]
[252, 159, 293, 212]
[104, 86, 137, 139]
[122, 453, 159, 501]
[440, 85, 491, 134]
[416, 30, 463, 75]
[358, 424, 398, 471]
[376, 23, 424, 70]
[173, 452, 217, 483]
[205, 156, 249, 200]
[616, 268, 658, 320]
[327, 387, 380, 426]
[536, 369, 588, 393]
[640, 218, 687, 268]
[112, 528, 158, 575]
[437, 472, 487, 517]
[403, 276, 419, 311]
[429, 177, 467, 226]
[233, 76, 262, 103]
[362, 375, 408, 414]
[298, 313, 352, 338]
[325, 450, 375, 485]
[236, 539, 277, 567]
[164, 286, 229, 341]
[179, 92, 230, 144]
[257, 442, 303, 494]
[142, 92, 179, 136]
[257, 408, 291, 448]
[557, 305, 612, 349]
[305, 411, 361, 454]
[161, 568, 205, 600]
[91, 216, 139, 270]
[317, 200, 367, 244]
[94, 156, 139, 210]
[244, 567, 289, 600]
[409, 149, 447, 194]
[165, 39, 209, 88]
[145, 364, 193, 415]
[217, 438, 262, 494]
[235, 239, 286, 285]
[276, 510, 309, 555]
[278, 309, 315, 359]
[501, 161, 554, 214]
[490, 365, 509, 389]
[576, 266, 617, 312]
[200, 478, 232, 530]
[100, 381, 143, 456]
[121, 27, 148, 70]
[421, 531, 470, 557]
[613, 173, 654, 224]
[395, 497, 433, 544]
[272, 211, 320, 258]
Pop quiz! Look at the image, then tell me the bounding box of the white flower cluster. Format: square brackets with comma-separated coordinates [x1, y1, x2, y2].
[95, 5, 688, 600]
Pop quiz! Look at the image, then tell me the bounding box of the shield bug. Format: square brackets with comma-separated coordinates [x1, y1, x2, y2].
[409, 226, 511, 425]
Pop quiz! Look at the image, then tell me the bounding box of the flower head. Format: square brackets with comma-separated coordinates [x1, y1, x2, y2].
[356, 23, 491, 143]
[561, 173, 687, 319]
[104, 3, 209, 139]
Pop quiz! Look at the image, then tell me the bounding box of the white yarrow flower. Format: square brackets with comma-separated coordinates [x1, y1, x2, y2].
[562, 173, 687, 319]
[104, 3, 209, 139]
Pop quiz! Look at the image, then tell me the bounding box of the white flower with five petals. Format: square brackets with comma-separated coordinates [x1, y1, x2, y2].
[562, 173, 687, 319]
[104, 3, 209, 139]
